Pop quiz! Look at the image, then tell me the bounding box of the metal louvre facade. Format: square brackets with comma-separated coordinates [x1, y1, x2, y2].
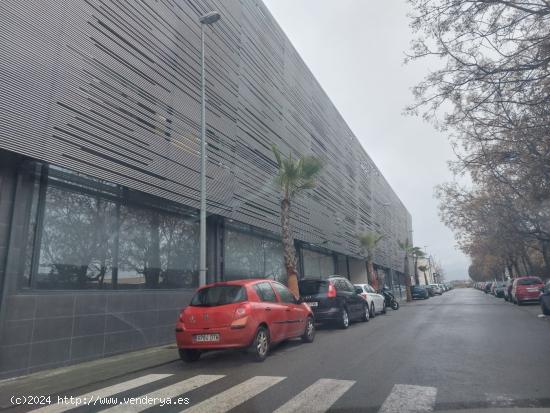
[0, 0, 411, 272]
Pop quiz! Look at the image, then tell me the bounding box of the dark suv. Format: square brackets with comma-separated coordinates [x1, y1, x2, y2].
[411, 285, 429, 300]
[298, 276, 369, 329]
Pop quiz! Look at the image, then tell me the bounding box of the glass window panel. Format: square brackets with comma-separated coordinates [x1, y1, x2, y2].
[118, 204, 199, 289]
[263, 238, 286, 284]
[224, 229, 263, 280]
[224, 225, 285, 283]
[29, 164, 199, 290]
[302, 249, 335, 278]
[272, 282, 296, 303]
[117, 205, 152, 288]
[35, 185, 117, 289]
[254, 282, 278, 303]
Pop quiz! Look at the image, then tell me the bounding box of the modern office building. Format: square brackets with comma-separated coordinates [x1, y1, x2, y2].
[0, 0, 412, 377]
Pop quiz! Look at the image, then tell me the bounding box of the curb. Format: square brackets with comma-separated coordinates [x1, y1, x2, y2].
[0, 345, 179, 410]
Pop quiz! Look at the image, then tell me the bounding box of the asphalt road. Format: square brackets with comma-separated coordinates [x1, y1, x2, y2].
[12, 289, 550, 412]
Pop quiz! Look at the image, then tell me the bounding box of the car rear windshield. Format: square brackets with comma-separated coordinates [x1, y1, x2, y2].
[190, 285, 247, 307]
[299, 280, 328, 295]
[518, 278, 542, 285]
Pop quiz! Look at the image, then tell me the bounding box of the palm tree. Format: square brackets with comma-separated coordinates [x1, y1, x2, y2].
[418, 264, 429, 285]
[358, 232, 383, 289]
[398, 240, 417, 302]
[272, 145, 323, 297]
[411, 246, 425, 285]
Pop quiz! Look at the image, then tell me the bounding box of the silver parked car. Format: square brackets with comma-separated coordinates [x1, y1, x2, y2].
[429, 284, 443, 295]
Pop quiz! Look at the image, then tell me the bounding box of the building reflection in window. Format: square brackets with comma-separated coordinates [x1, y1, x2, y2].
[29, 165, 198, 290]
[224, 223, 286, 284]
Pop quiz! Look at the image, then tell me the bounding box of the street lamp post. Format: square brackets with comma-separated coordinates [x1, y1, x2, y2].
[198, 11, 220, 287]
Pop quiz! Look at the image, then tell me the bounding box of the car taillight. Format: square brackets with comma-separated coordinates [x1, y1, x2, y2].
[233, 304, 250, 320]
[231, 303, 251, 329]
[327, 282, 337, 298]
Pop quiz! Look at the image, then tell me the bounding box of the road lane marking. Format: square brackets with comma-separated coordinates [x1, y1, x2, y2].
[179, 376, 286, 413]
[378, 384, 437, 413]
[33, 374, 172, 413]
[273, 378, 355, 413]
[99, 375, 225, 412]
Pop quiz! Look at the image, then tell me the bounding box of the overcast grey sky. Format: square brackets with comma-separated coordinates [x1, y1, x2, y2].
[262, 0, 470, 280]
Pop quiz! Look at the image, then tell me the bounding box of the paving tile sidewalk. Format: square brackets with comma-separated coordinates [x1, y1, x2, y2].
[0, 345, 179, 410]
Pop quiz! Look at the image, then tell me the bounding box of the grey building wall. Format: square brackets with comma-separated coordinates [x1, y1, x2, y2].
[0, 0, 411, 263]
[0, 0, 412, 378]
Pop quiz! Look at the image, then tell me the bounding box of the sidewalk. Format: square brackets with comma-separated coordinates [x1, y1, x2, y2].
[0, 345, 179, 410]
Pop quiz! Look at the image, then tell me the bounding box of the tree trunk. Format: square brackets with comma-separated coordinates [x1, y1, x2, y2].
[541, 240, 550, 278]
[512, 258, 521, 278]
[404, 255, 412, 302]
[423, 271, 428, 285]
[367, 258, 377, 288]
[506, 257, 514, 278]
[520, 254, 532, 275]
[413, 256, 420, 285]
[281, 197, 299, 297]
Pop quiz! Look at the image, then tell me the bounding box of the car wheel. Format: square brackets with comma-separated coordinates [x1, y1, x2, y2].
[382, 301, 387, 314]
[179, 349, 201, 363]
[250, 326, 270, 362]
[370, 303, 376, 318]
[301, 317, 315, 343]
[339, 308, 350, 329]
[361, 304, 370, 322]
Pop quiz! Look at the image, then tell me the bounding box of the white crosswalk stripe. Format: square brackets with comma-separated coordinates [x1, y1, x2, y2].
[272, 378, 355, 413]
[99, 374, 225, 412]
[179, 376, 286, 413]
[378, 384, 437, 413]
[33, 374, 172, 413]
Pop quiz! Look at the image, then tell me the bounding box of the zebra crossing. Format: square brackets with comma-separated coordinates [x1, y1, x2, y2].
[31, 372, 441, 413]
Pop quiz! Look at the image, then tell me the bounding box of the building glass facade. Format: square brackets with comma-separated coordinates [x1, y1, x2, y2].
[20, 164, 200, 291]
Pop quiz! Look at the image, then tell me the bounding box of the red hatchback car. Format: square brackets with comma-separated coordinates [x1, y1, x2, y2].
[175, 279, 315, 362]
[511, 276, 545, 305]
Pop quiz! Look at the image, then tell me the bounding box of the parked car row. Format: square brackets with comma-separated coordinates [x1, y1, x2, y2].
[175, 275, 397, 363]
[410, 283, 453, 300]
[474, 277, 550, 315]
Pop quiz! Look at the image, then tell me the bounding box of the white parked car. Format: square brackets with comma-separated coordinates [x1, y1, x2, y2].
[354, 284, 386, 318]
[429, 284, 443, 295]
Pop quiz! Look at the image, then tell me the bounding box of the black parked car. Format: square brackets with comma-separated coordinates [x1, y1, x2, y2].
[411, 285, 429, 300]
[298, 276, 369, 329]
[541, 280, 550, 316]
[493, 281, 506, 298]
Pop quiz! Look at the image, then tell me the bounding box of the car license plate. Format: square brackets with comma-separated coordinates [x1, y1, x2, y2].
[193, 333, 220, 342]
[306, 302, 318, 307]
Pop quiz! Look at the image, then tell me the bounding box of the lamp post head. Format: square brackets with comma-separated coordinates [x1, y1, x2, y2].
[200, 11, 221, 25]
